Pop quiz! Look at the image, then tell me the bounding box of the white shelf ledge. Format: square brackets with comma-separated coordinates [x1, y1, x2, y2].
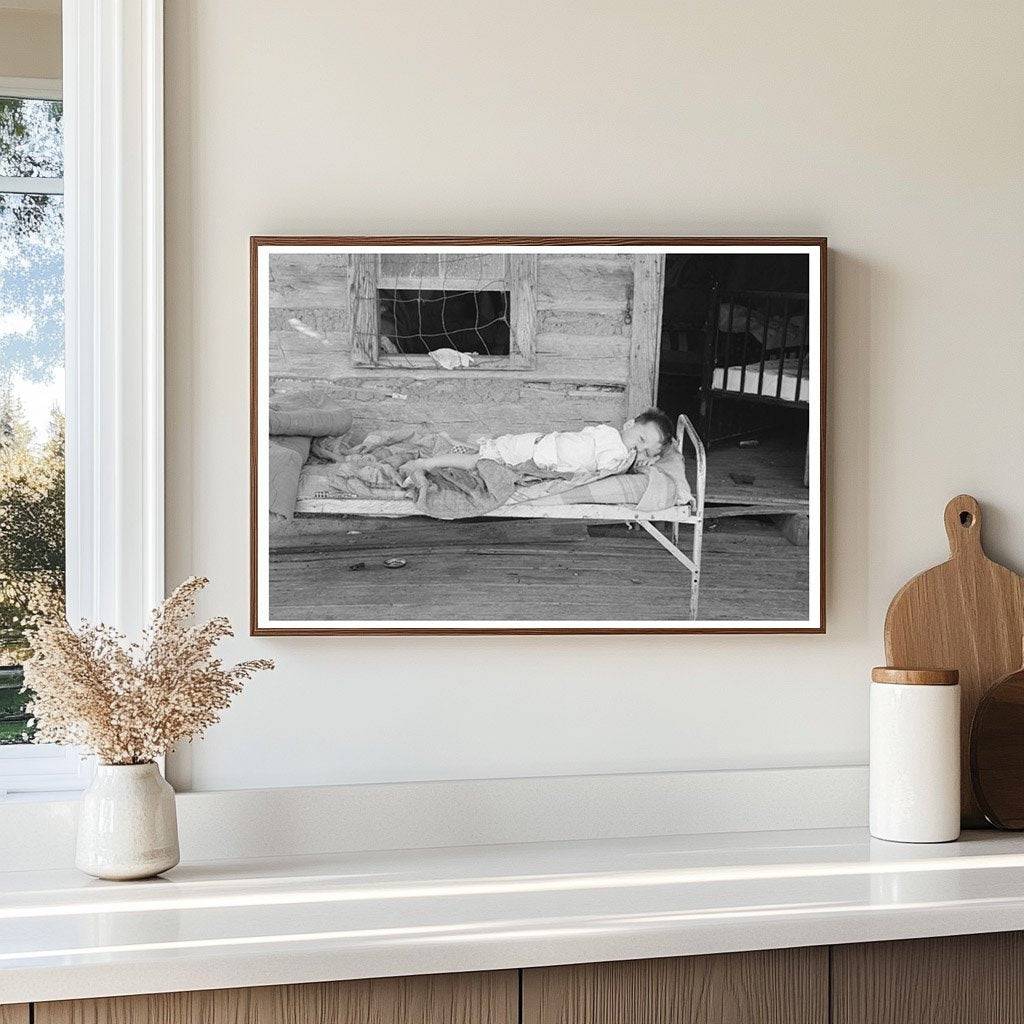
[4, 827, 1024, 1004]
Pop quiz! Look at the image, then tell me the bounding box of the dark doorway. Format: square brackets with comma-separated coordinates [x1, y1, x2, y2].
[657, 253, 812, 510]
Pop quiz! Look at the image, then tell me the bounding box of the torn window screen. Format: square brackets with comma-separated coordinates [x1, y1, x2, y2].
[377, 289, 511, 357]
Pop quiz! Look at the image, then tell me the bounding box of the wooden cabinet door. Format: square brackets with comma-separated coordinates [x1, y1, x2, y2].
[35, 971, 517, 1024]
[832, 932, 1024, 1024]
[522, 948, 828, 1024]
[0, 1006, 29, 1024]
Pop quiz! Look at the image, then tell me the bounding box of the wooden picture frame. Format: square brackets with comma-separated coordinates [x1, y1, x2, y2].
[251, 237, 827, 635]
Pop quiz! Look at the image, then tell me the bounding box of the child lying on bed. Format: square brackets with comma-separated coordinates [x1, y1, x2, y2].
[399, 408, 675, 488]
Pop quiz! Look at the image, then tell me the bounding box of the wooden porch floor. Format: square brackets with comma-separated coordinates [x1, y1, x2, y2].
[705, 433, 810, 513]
[269, 514, 809, 623]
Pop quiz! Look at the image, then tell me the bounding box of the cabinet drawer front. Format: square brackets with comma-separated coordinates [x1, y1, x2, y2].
[523, 948, 827, 1024]
[832, 933, 1024, 1024]
[0, 1006, 29, 1024]
[34, 971, 517, 1024]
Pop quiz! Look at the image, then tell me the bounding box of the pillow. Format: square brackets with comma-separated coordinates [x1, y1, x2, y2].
[653, 444, 692, 505]
[528, 474, 649, 506]
[268, 438, 310, 519]
[269, 407, 353, 438]
[272, 435, 312, 459]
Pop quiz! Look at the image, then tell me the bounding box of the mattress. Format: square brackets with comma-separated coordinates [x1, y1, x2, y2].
[711, 357, 809, 404]
[294, 497, 699, 523]
[294, 451, 693, 521]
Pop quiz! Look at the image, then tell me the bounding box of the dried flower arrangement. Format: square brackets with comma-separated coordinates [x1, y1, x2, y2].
[22, 576, 273, 765]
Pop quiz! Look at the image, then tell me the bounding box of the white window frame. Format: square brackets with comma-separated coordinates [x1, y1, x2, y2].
[0, 0, 164, 799]
[0, 79, 64, 197]
[0, 77, 61, 101]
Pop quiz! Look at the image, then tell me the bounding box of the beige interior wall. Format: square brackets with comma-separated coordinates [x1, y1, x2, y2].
[0, 7, 61, 81]
[164, 0, 1024, 791]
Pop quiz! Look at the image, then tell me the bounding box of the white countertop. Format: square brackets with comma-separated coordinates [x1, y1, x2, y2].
[4, 826, 1024, 1004]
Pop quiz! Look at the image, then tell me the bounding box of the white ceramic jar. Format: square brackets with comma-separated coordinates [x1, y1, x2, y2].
[76, 762, 180, 880]
[869, 667, 961, 843]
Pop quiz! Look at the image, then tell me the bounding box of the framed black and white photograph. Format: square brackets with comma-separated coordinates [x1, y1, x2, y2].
[251, 237, 826, 634]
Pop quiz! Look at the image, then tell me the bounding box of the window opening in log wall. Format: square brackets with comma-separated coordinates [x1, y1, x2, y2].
[350, 252, 537, 370]
[378, 288, 511, 357]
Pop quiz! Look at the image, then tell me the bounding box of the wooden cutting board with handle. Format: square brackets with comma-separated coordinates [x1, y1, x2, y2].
[884, 494, 1024, 826]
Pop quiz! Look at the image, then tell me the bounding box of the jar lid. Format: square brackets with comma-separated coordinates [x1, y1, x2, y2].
[871, 666, 959, 686]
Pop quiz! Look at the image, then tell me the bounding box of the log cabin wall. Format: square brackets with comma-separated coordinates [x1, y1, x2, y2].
[267, 251, 663, 440]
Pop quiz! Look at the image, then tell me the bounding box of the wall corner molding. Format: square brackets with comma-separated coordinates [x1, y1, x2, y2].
[63, 0, 165, 635]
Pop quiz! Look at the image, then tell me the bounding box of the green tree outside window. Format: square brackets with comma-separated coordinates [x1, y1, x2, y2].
[0, 95, 65, 744]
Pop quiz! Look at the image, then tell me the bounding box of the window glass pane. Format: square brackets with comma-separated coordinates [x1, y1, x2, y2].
[0, 187, 65, 744]
[0, 665, 31, 743]
[0, 98, 63, 179]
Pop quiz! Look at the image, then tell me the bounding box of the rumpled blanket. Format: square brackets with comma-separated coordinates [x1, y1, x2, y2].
[309, 425, 518, 519]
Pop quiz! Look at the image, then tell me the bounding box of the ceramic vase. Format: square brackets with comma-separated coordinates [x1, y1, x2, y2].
[76, 762, 180, 880]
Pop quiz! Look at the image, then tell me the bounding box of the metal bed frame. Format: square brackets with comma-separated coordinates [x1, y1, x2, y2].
[295, 415, 708, 620]
[700, 287, 810, 443]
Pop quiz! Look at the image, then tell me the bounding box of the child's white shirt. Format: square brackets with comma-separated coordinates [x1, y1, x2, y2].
[477, 424, 629, 475]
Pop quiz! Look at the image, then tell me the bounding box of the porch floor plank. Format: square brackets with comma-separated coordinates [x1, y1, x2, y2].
[269, 516, 808, 623]
[705, 434, 810, 509]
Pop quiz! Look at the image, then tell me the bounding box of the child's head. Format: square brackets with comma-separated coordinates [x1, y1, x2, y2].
[621, 408, 675, 460]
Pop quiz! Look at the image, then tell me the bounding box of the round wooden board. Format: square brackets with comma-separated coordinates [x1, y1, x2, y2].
[884, 495, 1024, 826]
[970, 664, 1024, 829]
